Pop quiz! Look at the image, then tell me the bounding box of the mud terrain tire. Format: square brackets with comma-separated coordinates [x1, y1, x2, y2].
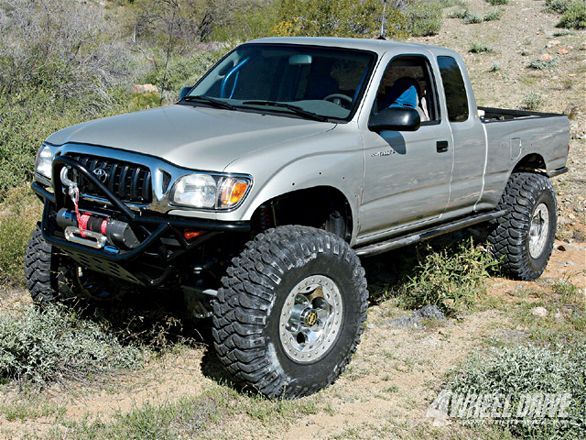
[212, 225, 368, 398]
[488, 172, 557, 280]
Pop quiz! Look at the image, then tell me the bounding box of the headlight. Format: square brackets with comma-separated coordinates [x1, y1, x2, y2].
[35, 144, 54, 180]
[172, 173, 251, 210]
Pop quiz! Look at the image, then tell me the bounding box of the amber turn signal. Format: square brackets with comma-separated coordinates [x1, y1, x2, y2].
[219, 177, 250, 208]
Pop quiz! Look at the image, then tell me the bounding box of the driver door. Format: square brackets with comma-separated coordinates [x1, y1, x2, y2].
[358, 55, 454, 238]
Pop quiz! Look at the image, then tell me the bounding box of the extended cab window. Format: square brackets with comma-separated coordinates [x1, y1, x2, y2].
[437, 56, 469, 122]
[371, 55, 439, 123]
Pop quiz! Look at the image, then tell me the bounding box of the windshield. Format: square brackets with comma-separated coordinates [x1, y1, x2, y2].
[186, 44, 376, 121]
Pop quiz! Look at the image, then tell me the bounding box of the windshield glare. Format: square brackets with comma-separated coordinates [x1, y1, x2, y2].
[188, 44, 376, 121]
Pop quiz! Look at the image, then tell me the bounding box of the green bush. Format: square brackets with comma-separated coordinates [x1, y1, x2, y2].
[271, 0, 408, 38]
[448, 344, 586, 438]
[469, 43, 494, 53]
[0, 305, 143, 386]
[546, 0, 574, 14]
[398, 240, 497, 315]
[143, 50, 225, 96]
[558, 2, 586, 29]
[0, 90, 130, 198]
[521, 92, 543, 111]
[483, 9, 504, 21]
[489, 63, 501, 72]
[486, 0, 508, 5]
[463, 12, 484, 24]
[0, 188, 42, 286]
[528, 58, 558, 70]
[405, 1, 444, 36]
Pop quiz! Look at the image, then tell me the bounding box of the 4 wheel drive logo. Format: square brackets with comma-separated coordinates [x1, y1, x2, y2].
[371, 149, 395, 157]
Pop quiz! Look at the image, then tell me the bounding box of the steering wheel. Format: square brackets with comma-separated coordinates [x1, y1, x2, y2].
[324, 93, 353, 109]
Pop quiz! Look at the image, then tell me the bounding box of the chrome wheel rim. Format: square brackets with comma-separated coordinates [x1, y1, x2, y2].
[528, 203, 550, 259]
[279, 275, 343, 364]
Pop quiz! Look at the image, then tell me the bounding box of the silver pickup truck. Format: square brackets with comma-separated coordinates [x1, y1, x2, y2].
[27, 37, 569, 398]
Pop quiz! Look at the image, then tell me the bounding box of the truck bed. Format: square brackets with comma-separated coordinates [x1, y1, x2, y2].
[479, 106, 563, 123]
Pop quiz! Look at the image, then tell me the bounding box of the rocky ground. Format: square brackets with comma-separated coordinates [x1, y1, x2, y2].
[0, 1, 584, 438]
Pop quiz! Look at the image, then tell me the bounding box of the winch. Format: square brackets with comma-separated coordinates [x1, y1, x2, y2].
[57, 166, 139, 251]
[56, 208, 140, 250]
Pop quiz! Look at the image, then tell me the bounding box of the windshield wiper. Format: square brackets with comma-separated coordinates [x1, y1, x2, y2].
[182, 95, 238, 110]
[241, 100, 329, 122]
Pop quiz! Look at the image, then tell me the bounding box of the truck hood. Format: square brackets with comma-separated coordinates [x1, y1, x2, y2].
[46, 104, 335, 171]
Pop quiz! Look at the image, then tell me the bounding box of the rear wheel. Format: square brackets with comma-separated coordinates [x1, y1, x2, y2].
[212, 225, 368, 398]
[488, 172, 557, 280]
[25, 225, 126, 306]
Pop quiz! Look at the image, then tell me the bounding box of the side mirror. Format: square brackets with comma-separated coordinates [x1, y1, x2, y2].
[178, 86, 192, 101]
[369, 107, 421, 132]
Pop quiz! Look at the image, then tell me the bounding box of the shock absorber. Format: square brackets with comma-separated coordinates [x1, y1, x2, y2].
[256, 204, 274, 231]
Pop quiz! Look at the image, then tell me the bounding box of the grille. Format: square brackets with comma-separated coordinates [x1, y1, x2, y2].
[67, 154, 152, 204]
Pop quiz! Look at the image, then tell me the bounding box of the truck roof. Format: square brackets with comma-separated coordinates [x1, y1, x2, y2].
[248, 36, 457, 57]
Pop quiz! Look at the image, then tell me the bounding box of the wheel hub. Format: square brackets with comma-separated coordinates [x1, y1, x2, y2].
[279, 275, 343, 364]
[528, 203, 550, 259]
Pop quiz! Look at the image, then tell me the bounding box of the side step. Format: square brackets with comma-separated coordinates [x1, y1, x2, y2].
[355, 210, 506, 257]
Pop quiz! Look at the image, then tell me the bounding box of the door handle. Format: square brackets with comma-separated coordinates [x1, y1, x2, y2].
[437, 141, 449, 153]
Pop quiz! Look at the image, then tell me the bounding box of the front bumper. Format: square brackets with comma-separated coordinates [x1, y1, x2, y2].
[33, 156, 250, 285]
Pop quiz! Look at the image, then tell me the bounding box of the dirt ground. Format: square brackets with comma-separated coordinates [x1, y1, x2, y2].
[0, 0, 584, 438]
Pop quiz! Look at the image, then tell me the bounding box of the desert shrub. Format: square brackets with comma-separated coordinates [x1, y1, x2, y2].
[405, 1, 443, 36]
[483, 9, 504, 21]
[486, 0, 508, 5]
[463, 12, 484, 24]
[271, 0, 408, 38]
[0, 0, 136, 99]
[558, 2, 586, 29]
[469, 43, 493, 53]
[546, 0, 574, 14]
[448, 344, 586, 438]
[0, 305, 143, 386]
[0, 188, 41, 287]
[448, 9, 469, 19]
[398, 240, 497, 314]
[521, 92, 543, 110]
[143, 50, 226, 99]
[0, 89, 131, 198]
[451, 8, 501, 24]
[489, 63, 501, 72]
[528, 58, 558, 70]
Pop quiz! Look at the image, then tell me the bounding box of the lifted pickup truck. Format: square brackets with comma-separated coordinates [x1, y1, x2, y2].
[27, 37, 569, 398]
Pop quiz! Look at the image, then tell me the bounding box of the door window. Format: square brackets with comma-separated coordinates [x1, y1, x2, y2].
[371, 55, 440, 124]
[437, 56, 469, 122]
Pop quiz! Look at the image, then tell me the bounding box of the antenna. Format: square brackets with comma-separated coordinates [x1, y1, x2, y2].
[378, 0, 388, 40]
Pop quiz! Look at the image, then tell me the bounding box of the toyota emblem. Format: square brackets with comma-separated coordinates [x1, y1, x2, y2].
[93, 168, 109, 183]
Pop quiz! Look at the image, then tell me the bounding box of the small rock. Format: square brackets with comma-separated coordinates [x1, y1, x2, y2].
[546, 40, 561, 48]
[557, 244, 567, 251]
[554, 310, 564, 321]
[388, 316, 418, 328]
[131, 83, 159, 94]
[540, 53, 554, 62]
[531, 306, 548, 318]
[414, 305, 446, 321]
[557, 47, 570, 55]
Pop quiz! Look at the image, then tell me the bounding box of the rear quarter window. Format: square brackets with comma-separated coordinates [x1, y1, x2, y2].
[437, 56, 469, 122]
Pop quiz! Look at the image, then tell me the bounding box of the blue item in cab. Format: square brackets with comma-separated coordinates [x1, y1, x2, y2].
[382, 77, 419, 110]
[389, 85, 418, 109]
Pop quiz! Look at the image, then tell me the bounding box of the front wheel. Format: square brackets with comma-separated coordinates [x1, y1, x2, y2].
[212, 225, 368, 398]
[25, 225, 127, 306]
[488, 172, 557, 280]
